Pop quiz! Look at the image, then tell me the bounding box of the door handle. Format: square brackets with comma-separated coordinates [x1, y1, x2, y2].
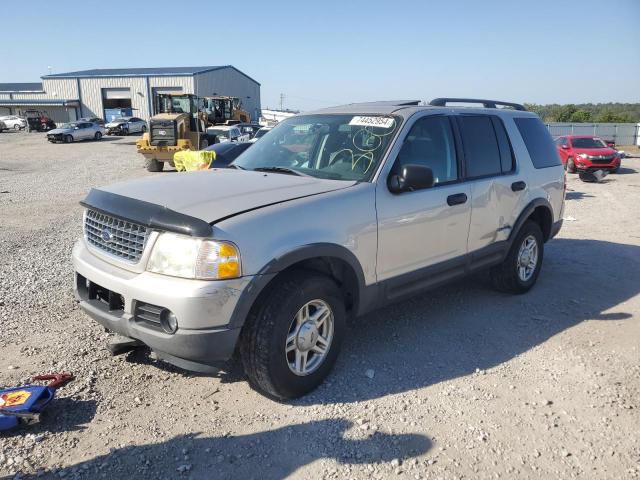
[447, 193, 468, 206]
[511, 181, 526, 192]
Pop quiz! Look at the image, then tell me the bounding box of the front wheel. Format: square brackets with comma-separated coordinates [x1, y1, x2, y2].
[141, 125, 147, 133]
[490, 220, 544, 294]
[64, 134, 73, 143]
[145, 158, 164, 172]
[14, 124, 20, 131]
[94, 132, 102, 140]
[240, 270, 346, 400]
[566, 157, 576, 173]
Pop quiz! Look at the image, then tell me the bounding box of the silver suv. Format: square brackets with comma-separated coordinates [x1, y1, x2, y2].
[72, 98, 565, 399]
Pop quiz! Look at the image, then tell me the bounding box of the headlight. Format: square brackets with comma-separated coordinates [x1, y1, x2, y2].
[147, 233, 240, 280]
[577, 153, 589, 160]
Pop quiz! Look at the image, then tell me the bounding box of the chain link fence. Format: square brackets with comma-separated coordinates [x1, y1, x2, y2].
[545, 123, 639, 146]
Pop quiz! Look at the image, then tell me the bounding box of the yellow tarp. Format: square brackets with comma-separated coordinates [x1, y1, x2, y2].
[173, 150, 217, 172]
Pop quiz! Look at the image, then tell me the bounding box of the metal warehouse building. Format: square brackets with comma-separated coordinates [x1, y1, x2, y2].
[0, 66, 261, 124]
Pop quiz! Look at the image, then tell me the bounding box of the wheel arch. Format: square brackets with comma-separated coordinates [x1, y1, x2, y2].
[228, 243, 369, 328]
[509, 198, 554, 245]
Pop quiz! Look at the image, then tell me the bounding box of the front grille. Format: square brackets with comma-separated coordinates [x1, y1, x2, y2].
[84, 209, 149, 262]
[591, 156, 615, 164]
[134, 301, 163, 330]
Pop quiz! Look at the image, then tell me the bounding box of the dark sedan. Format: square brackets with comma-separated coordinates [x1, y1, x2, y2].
[205, 141, 253, 167]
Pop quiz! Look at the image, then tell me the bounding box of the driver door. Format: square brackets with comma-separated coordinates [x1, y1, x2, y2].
[375, 114, 471, 293]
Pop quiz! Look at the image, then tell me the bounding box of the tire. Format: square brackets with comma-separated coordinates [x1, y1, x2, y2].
[490, 220, 544, 294]
[65, 135, 73, 143]
[566, 157, 576, 173]
[145, 158, 164, 172]
[94, 132, 102, 141]
[14, 124, 20, 131]
[240, 270, 346, 400]
[200, 138, 209, 149]
[141, 125, 147, 133]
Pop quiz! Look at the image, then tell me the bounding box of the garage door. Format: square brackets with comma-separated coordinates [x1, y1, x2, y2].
[102, 88, 131, 100]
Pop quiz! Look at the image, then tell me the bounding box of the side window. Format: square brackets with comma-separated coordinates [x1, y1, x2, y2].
[514, 117, 562, 169]
[457, 115, 502, 178]
[395, 116, 457, 185]
[491, 117, 515, 173]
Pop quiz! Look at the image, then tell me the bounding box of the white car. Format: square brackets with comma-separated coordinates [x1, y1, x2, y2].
[105, 116, 147, 135]
[0, 115, 27, 130]
[250, 126, 273, 142]
[46, 121, 107, 143]
[206, 125, 251, 143]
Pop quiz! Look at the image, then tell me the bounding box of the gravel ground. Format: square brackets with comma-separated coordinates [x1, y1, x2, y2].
[1, 130, 639, 480]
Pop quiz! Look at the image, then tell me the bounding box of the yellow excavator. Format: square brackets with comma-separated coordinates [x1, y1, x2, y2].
[136, 94, 251, 172]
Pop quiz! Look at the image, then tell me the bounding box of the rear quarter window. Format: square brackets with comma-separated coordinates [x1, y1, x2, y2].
[514, 117, 561, 169]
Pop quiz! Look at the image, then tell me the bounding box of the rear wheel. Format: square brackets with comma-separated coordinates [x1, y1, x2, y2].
[65, 134, 73, 143]
[240, 270, 345, 400]
[490, 220, 544, 294]
[141, 125, 147, 133]
[145, 158, 164, 172]
[94, 132, 102, 140]
[14, 124, 20, 131]
[566, 157, 576, 173]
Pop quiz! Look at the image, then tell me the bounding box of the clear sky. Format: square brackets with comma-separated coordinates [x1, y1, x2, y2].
[2, 0, 638, 111]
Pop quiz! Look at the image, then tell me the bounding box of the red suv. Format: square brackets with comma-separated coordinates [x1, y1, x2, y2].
[554, 135, 621, 173]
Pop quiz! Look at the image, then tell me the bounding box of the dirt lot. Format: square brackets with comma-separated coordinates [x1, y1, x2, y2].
[1, 130, 639, 480]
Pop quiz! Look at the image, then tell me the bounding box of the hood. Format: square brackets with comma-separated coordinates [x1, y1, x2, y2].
[106, 120, 126, 127]
[48, 127, 73, 134]
[99, 169, 356, 223]
[573, 147, 617, 156]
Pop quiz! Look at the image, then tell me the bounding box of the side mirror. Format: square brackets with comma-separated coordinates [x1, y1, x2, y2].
[388, 164, 435, 193]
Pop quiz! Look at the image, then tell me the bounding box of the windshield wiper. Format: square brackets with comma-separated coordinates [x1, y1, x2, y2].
[227, 164, 246, 170]
[253, 166, 307, 176]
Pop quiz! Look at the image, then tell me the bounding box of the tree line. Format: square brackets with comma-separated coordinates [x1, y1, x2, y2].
[524, 103, 640, 123]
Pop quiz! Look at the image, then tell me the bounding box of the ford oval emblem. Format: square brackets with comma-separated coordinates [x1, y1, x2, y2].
[101, 228, 113, 243]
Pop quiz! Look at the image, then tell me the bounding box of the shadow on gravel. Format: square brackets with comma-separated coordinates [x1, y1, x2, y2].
[14, 419, 430, 479]
[565, 190, 594, 201]
[297, 238, 640, 404]
[614, 166, 637, 175]
[2, 398, 96, 438]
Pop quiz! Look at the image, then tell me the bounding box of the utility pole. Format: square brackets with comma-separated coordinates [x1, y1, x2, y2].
[280, 93, 284, 111]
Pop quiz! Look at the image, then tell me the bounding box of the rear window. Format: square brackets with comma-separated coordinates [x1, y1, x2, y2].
[514, 117, 561, 169]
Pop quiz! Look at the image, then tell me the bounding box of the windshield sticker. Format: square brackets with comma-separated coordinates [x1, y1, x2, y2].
[349, 116, 395, 129]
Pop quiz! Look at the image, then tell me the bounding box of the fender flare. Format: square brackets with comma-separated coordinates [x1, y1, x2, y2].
[228, 243, 369, 328]
[507, 197, 554, 246]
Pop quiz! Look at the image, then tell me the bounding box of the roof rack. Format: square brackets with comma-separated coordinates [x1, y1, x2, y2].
[429, 98, 526, 111]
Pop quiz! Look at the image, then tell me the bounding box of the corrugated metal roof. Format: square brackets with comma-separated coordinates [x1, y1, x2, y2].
[41, 65, 260, 86]
[0, 82, 44, 92]
[43, 66, 226, 78]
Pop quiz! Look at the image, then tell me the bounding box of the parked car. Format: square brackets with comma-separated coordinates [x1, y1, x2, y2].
[23, 110, 56, 131]
[205, 125, 250, 143]
[0, 115, 27, 130]
[554, 135, 621, 173]
[47, 121, 106, 143]
[235, 123, 263, 138]
[105, 117, 147, 135]
[80, 117, 106, 126]
[72, 98, 564, 399]
[250, 126, 273, 142]
[204, 141, 253, 167]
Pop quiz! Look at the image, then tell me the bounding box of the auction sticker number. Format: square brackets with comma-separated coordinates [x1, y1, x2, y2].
[0, 390, 32, 408]
[349, 116, 395, 129]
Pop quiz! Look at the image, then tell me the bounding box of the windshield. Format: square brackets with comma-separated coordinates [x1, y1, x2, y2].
[572, 137, 607, 149]
[111, 118, 128, 123]
[233, 114, 401, 181]
[255, 128, 270, 138]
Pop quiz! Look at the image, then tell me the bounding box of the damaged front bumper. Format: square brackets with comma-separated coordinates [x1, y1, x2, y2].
[72, 240, 252, 371]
